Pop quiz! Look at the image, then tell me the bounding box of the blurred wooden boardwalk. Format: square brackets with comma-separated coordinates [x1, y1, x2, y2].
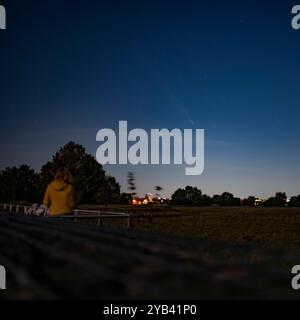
[0, 212, 299, 299]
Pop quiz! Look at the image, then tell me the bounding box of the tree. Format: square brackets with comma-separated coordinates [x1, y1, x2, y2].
[95, 175, 121, 205]
[127, 172, 137, 196]
[211, 192, 240, 206]
[264, 193, 287, 207]
[289, 195, 300, 207]
[155, 186, 163, 198]
[171, 188, 189, 205]
[185, 186, 202, 205]
[119, 193, 133, 205]
[201, 194, 212, 206]
[219, 192, 234, 206]
[276, 192, 287, 202]
[212, 194, 221, 206]
[171, 186, 210, 206]
[231, 197, 241, 206]
[40, 142, 120, 204]
[0, 165, 41, 203]
[220, 192, 240, 206]
[244, 196, 256, 207]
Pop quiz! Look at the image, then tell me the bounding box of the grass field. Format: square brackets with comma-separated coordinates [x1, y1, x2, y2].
[80, 205, 300, 250]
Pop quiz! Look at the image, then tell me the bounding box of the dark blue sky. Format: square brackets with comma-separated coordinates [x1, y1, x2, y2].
[1, 0, 300, 198]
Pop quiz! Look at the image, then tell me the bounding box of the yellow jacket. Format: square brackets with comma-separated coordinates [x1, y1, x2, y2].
[43, 180, 76, 216]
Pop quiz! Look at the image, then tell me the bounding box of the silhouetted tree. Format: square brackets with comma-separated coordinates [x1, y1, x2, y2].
[185, 186, 202, 205]
[40, 142, 120, 204]
[220, 192, 233, 206]
[264, 192, 287, 207]
[288, 195, 300, 207]
[127, 172, 137, 196]
[171, 188, 189, 205]
[276, 192, 287, 202]
[95, 175, 120, 205]
[201, 194, 212, 206]
[211, 192, 240, 206]
[119, 193, 133, 205]
[212, 194, 221, 206]
[155, 186, 163, 198]
[0, 165, 41, 203]
[171, 186, 211, 206]
[244, 196, 256, 207]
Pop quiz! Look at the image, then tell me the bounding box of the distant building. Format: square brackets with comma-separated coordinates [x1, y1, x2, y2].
[255, 198, 265, 206]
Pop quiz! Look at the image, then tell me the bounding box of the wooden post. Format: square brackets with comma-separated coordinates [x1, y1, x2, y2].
[97, 212, 101, 226]
[128, 215, 134, 229]
[127, 216, 130, 228]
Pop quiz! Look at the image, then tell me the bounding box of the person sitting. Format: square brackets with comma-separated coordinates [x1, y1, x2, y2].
[43, 167, 77, 216]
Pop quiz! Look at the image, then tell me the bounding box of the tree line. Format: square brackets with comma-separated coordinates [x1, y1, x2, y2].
[171, 186, 300, 207]
[1, 142, 300, 207]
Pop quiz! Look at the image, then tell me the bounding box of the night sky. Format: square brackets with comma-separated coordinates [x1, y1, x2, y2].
[1, 0, 300, 198]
